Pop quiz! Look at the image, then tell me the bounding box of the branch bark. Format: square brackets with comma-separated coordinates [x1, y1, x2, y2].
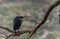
[0, 0, 60, 39]
[0, 26, 32, 39]
[28, 0, 60, 39]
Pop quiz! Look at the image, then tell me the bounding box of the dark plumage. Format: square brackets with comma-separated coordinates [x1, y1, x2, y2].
[13, 16, 24, 32]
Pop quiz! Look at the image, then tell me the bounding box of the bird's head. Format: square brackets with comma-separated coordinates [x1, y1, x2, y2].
[15, 16, 27, 21]
[19, 16, 27, 21]
[16, 16, 25, 20]
[19, 16, 25, 18]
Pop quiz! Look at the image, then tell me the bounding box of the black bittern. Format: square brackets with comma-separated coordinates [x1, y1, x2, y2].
[13, 16, 25, 33]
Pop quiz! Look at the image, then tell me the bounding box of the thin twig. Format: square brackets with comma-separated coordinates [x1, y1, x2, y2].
[0, 26, 13, 33]
[0, 0, 60, 39]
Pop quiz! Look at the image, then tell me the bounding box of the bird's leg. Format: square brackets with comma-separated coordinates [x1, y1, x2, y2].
[14, 30, 17, 36]
[18, 29, 19, 32]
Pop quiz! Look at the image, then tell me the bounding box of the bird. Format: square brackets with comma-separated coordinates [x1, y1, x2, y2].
[13, 16, 24, 33]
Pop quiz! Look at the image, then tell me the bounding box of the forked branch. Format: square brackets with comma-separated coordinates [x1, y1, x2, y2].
[0, 0, 60, 39]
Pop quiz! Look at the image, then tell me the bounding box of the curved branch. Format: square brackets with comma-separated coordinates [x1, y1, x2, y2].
[0, 26, 32, 39]
[0, 0, 60, 39]
[0, 26, 32, 33]
[0, 26, 13, 33]
[28, 0, 60, 38]
[5, 33, 14, 39]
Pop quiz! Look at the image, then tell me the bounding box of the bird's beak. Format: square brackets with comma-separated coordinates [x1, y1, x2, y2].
[23, 16, 28, 18]
[22, 16, 28, 21]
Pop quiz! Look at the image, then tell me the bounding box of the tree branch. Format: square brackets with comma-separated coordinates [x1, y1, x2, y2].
[28, 0, 60, 39]
[0, 0, 60, 39]
[0, 26, 13, 33]
[0, 26, 32, 39]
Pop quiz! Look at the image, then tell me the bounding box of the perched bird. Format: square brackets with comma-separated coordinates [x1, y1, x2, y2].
[13, 16, 24, 32]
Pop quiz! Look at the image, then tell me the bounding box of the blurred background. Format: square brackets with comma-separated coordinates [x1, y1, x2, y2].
[0, 0, 60, 39]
